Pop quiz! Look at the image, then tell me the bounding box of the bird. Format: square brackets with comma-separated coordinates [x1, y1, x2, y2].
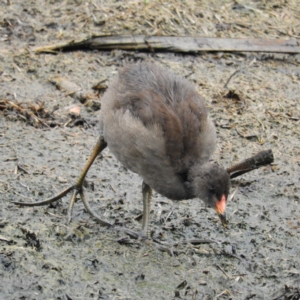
[13, 62, 230, 238]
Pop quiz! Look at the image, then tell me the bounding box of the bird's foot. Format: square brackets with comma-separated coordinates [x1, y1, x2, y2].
[12, 184, 112, 227]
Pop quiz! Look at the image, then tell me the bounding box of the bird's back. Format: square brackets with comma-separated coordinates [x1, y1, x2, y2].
[100, 63, 216, 199]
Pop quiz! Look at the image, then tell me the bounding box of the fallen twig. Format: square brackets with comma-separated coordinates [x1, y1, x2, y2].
[226, 149, 274, 179]
[48, 76, 95, 103]
[32, 35, 300, 54]
[0, 99, 51, 128]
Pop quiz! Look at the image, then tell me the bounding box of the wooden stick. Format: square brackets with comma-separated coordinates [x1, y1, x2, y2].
[32, 35, 300, 54]
[226, 149, 274, 179]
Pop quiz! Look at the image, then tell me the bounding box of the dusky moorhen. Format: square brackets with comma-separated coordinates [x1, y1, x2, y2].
[13, 62, 230, 237]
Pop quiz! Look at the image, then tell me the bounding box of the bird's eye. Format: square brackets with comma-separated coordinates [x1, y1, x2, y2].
[209, 187, 215, 193]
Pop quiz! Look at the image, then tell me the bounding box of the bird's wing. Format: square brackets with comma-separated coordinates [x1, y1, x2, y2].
[102, 106, 187, 200]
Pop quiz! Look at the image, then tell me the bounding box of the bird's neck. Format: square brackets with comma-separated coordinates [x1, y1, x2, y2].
[184, 162, 211, 200]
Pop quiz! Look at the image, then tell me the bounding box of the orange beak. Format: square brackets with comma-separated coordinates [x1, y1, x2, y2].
[215, 194, 227, 228]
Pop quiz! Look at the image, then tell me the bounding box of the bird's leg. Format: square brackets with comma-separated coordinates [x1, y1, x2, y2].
[12, 136, 112, 226]
[65, 136, 107, 222]
[141, 181, 152, 238]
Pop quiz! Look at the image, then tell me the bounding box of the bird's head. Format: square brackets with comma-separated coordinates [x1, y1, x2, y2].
[188, 163, 230, 227]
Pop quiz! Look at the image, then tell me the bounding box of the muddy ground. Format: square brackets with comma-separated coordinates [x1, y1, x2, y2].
[1, 1, 300, 299]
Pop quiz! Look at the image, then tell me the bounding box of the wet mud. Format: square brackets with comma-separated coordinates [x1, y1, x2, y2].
[1, 1, 300, 299]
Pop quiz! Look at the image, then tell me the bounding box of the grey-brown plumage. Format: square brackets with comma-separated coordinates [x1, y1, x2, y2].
[13, 62, 230, 236]
[101, 63, 229, 204]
